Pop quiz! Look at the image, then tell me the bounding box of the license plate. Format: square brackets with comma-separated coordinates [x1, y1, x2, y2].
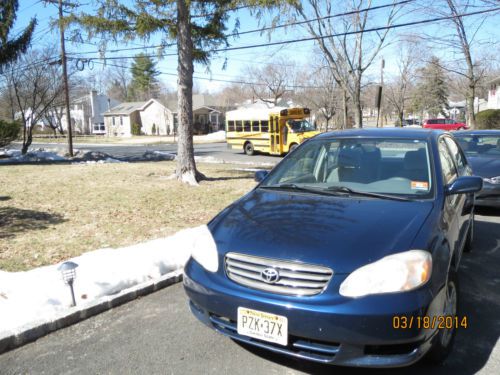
[237, 307, 288, 346]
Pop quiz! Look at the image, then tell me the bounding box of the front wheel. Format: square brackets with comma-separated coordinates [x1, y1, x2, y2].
[289, 143, 298, 153]
[426, 271, 459, 364]
[244, 142, 254, 156]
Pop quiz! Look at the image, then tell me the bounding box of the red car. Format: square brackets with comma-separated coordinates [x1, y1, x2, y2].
[422, 118, 468, 131]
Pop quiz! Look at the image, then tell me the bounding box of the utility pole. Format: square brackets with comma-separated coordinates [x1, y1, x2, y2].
[376, 58, 385, 128]
[56, 0, 74, 156]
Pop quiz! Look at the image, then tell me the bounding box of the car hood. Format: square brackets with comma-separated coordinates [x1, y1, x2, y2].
[210, 190, 434, 274]
[467, 156, 500, 178]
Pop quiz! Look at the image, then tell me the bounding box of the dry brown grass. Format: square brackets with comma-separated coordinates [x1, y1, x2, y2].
[0, 162, 258, 271]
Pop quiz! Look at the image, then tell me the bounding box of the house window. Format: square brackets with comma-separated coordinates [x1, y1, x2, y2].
[120, 116, 123, 125]
[112, 117, 115, 126]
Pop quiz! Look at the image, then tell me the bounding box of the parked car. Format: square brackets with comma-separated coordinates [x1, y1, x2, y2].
[454, 130, 500, 208]
[423, 118, 468, 131]
[184, 128, 482, 368]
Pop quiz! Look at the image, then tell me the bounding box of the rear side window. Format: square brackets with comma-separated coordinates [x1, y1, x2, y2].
[251, 121, 260, 131]
[227, 120, 235, 132]
[444, 137, 467, 175]
[439, 138, 458, 184]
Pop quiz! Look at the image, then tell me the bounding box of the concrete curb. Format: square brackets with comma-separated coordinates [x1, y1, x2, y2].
[0, 269, 183, 354]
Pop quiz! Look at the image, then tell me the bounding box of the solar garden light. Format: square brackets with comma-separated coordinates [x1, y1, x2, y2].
[58, 261, 78, 307]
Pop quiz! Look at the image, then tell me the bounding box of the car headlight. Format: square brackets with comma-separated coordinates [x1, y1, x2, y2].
[483, 176, 500, 184]
[339, 250, 432, 298]
[191, 226, 219, 272]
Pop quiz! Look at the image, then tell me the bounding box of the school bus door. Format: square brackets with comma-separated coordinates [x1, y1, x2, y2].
[269, 115, 281, 155]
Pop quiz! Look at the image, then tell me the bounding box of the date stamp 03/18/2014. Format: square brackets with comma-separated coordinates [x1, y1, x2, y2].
[392, 315, 468, 330]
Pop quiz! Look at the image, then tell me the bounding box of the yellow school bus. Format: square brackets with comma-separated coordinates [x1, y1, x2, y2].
[225, 107, 319, 155]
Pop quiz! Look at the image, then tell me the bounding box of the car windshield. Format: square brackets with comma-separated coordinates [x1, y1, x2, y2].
[261, 138, 433, 198]
[287, 120, 315, 132]
[455, 135, 500, 158]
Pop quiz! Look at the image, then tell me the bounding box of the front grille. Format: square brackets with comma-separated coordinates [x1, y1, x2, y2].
[225, 252, 333, 296]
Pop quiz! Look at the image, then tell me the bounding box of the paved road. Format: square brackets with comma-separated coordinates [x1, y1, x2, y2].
[1, 213, 499, 375]
[20, 142, 283, 165]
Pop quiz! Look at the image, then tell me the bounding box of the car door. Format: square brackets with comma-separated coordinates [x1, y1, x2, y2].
[444, 136, 473, 249]
[438, 137, 462, 262]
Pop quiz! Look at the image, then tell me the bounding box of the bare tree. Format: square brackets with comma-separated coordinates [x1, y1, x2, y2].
[416, 0, 499, 128]
[299, 65, 341, 130]
[5, 48, 63, 153]
[245, 57, 297, 106]
[385, 41, 420, 126]
[289, 0, 404, 127]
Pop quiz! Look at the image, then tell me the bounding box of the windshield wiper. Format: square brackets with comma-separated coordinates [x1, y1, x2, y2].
[324, 186, 412, 201]
[260, 183, 346, 196]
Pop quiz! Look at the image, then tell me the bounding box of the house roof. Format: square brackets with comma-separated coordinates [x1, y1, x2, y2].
[489, 76, 500, 85]
[103, 99, 168, 115]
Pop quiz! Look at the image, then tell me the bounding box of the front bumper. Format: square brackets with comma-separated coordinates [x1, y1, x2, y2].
[183, 259, 445, 368]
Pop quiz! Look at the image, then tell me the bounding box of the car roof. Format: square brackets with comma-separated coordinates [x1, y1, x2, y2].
[453, 130, 500, 137]
[315, 127, 445, 140]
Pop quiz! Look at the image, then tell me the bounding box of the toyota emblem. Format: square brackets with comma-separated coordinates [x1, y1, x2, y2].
[261, 268, 280, 284]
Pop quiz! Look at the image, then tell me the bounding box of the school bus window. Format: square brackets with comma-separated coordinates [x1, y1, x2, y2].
[261, 120, 269, 132]
[235, 120, 243, 132]
[251, 120, 260, 132]
[228, 120, 235, 132]
[244, 120, 251, 132]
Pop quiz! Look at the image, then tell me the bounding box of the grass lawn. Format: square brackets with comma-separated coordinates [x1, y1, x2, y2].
[0, 162, 258, 271]
[29, 134, 223, 145]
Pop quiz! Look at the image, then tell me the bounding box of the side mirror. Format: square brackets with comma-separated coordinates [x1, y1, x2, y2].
[254, 170, 269, 182]
[446, 176, 483, 195]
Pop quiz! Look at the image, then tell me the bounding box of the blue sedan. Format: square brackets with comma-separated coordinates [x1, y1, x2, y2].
[183, 129, 483, 368]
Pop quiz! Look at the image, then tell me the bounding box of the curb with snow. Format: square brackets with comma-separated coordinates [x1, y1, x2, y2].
[0, 226, 212, 354]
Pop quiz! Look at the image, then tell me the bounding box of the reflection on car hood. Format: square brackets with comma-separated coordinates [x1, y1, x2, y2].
[210, 190, 434, 274]
[467, 156, 500, 178]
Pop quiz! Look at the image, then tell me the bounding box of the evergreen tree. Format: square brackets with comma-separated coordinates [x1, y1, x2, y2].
[413, 57, 450, 118]
[0, 0, 37, 68]
[70, 0, 279, 185]
[129, 53, 160, 101]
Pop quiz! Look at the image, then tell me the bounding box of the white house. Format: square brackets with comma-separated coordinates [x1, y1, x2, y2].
[487, 77, 500, 110]
[103, 99, 174, 137]
[59, 90, 120, 135]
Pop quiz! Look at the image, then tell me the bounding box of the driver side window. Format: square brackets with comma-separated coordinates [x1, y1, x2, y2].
[439, 138, 458, 184]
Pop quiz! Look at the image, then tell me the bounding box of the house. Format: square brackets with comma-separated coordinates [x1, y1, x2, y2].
[487, 77, 500, 110]
[60, 90, 120, 135]
[103, 99, 173, 137]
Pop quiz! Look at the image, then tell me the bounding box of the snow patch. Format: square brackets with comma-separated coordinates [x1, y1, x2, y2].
[0, 225, 209, 333]
[198, 130, 226, 142]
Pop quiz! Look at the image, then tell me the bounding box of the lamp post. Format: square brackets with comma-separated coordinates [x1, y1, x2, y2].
[58, 261, 78, 306]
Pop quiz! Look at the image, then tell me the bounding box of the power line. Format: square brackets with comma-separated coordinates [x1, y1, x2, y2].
[67, 6, 500, 61]
[90, 59, 325, 89]
[65, 0, 414, 56]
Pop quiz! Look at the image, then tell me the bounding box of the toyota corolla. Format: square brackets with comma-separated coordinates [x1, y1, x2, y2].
[183, 128, 482, 368]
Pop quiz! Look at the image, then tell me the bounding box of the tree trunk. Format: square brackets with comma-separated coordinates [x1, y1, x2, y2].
[342, 89, 348, 130]
[399, 110, 404, 127]
[174, 0, 204, 185]
[466, 84, 476, 129]
[353, 81, 363, 128]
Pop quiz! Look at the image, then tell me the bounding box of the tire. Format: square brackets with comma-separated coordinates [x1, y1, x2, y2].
[464, 213, 474, 253]
[426, 271, 459, 364]
[244, 142, 254, 156]
[289, 143, 298, 153]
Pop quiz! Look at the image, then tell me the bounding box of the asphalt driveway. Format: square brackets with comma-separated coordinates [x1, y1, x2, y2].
[1, 213, 499, 375]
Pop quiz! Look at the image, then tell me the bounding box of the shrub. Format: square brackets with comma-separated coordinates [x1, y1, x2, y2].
[476, 109, 500, 130]
[131, 122, 142, 135]
[0, 120, 21, 148]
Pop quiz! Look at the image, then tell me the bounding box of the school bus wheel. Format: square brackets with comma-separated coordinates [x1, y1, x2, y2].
[289, 143, 299, 153]
[244, 142, 255, 156]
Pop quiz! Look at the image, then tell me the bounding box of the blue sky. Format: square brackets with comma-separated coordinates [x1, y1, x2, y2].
[11, 1, 500, 93]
